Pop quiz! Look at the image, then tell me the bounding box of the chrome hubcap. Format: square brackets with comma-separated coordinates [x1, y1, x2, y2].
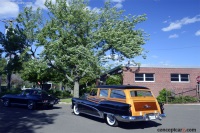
[74, 105, 79, 115]
[107, 114, 115, 125]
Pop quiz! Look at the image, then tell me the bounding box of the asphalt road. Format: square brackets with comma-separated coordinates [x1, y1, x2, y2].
[0, 103, 199, 133]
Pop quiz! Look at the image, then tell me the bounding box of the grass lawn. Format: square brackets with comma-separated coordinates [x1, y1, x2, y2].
[60, 98, 72, 103]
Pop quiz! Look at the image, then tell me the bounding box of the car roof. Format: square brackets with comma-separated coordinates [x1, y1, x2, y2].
[96, 85, 149, 90]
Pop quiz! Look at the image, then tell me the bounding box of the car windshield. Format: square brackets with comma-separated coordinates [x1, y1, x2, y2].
[130, 90, 153, 97]
[28, 90, 48, 96]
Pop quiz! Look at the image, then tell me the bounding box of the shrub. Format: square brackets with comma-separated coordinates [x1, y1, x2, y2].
[157, 88, 198, 104]
[47, 89, 71, 99]
[157, 88, 172, 103]
[171, 96, 198, 104]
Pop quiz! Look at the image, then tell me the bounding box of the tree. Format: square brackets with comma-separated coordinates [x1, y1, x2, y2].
[38, 0, 148, 97]
[16, 7, 43, 59]
[0, 22, 26, 89]
[21, 58, 69, 88]
[20, 59, 49, 87]
[106, 75, 122, 85]
[0, 58, 7, 93]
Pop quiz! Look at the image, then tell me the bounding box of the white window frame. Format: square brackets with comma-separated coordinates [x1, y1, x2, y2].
[171, 74, 190, 83]
[135, 73, 155, 82]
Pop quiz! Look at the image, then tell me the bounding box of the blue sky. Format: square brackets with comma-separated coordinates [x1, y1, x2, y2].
[0, 0, 200, 67]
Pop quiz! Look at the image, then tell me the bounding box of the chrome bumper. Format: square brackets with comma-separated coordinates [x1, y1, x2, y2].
[115, 113, 166, 122]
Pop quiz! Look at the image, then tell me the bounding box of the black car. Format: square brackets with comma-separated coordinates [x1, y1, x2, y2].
[1, 89, 59, 110]
[72, 85, 166, 127]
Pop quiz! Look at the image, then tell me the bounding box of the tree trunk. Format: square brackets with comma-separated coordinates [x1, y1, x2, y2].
[74, 81, 79, 98]
[7, 73, 11, 90]
[0, 74, 2, 93]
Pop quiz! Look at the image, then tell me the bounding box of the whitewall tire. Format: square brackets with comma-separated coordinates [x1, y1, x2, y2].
[106, 114, 118, 127]
[73, 104, 80, 115]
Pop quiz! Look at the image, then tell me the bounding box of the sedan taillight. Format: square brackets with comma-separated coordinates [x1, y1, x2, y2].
[43, 100, 48, 103]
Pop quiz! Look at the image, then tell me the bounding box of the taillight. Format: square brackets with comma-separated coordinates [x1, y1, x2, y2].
[43, 100, 48, 103]
[129, 105, 132, 116]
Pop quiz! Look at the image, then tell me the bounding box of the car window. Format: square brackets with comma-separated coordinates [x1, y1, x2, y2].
[99, 89, 108, 97]
[130, 90, 153, 97]
[24, 90, 30, 95]
[110, 90, 126, 99]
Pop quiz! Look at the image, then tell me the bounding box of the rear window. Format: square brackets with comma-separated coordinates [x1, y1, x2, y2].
[130, 90, 153, 97]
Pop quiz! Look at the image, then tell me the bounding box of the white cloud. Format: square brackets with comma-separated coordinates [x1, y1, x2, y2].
[0, 0, 19, 19]
[162, 15, 200, 32]
[169, 34, 179, 39]
[27, 0, 56, 10]
[114, 3, 123, 9]
[195, 30, 200, 36]
[109, 0, 125, 9]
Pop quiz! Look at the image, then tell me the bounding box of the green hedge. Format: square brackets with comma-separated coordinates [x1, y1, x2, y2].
[157, 88, 198, 104]
[47, 89, 72, 99]
[170, 96, 198, 104]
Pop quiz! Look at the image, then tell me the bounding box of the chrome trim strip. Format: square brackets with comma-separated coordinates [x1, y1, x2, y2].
[76, 102, 104, 118]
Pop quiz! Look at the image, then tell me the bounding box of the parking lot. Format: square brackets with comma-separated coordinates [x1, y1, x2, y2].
[0, 103, 199, 133]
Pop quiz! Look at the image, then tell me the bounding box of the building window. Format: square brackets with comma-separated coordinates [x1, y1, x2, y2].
[110, 90, 126, 99]
[135, 73, 154, 82]
[171, 74, 190, 82]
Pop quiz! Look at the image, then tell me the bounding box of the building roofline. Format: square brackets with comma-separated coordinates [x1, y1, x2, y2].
[96, 85, 149, 89]
[125, 65, 200, 69]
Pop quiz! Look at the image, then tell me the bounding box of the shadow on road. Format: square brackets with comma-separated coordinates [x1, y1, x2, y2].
[0, 102, 59, 133]
[74, 112, 162, 129]
[119, 121, 162, 129]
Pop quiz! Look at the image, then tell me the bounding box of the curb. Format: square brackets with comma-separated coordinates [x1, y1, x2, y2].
[165, 103, 200, 105]
[59, 102, 72, 104]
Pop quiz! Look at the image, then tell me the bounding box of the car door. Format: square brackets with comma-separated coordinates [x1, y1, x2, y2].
[81, 89, 108, 117]
[16, 90, 30, 105]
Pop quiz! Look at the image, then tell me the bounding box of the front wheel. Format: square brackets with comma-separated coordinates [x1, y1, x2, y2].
[3, 98, 10, 107]
[27, 100, 35, 110]
[73, 104, 80, 115]
[106, 114, 118, 127]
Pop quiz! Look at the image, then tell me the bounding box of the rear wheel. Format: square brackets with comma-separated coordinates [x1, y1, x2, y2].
[106, 114, 118, 127]
[73, 104, 80, 115]
[27, 100, 35, 110]
[3, 98, 10, 107]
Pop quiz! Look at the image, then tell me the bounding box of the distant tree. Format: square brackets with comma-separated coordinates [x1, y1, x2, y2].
[20, 59, 51, 87]
[37, 0, 148, 97]
[106, 75, 122, 85]
[0, 58, 7, 92]
[0, 23, 26, 89]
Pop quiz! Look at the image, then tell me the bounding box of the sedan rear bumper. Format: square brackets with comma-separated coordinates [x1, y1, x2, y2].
[115, 113, 166, 122]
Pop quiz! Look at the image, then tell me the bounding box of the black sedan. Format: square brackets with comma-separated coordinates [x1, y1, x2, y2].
[1, 89, 59, 110]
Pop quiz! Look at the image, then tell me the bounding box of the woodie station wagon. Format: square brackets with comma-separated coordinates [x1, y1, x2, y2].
[72, 85, 166, 126]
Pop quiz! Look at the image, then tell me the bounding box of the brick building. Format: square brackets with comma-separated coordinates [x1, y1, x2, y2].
[100, 66, 200, 97]
[123, 66, 200, 97]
